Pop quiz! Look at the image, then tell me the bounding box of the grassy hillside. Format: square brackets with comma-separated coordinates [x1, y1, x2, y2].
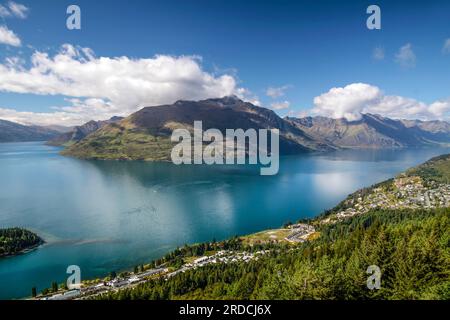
[47, 117, 124, 147]
[61, 121, 174, 161]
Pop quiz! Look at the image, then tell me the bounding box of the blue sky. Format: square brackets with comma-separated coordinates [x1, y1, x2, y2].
[0, 0, 449, 125]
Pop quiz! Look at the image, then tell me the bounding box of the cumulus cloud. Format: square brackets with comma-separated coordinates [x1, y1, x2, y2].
[266, 85, 291, 98]
[311, 83, 450, 121]
[270, 101, 290, 110]
[395, 43, 416, 68]
[0, 107, 84, 126]
[312, 83, 381, 121]
[372, 47, 385, 60]
[0, 44, 251, 125]
[7, 1, 28, 19]
[443, 39, 450, 54]
[0, 97, 123, 126]
[0, 25, 21, 46]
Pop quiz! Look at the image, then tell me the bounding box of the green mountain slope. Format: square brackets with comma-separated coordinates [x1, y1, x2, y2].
[47, 117, 123, 147]
[405, 154, 450, 183]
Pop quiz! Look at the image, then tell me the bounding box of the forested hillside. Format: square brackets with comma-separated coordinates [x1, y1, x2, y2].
[0, 228, 43, 257]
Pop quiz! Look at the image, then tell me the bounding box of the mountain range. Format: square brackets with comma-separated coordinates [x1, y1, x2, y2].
[2, 96, 450, 158]
[0, 119, 64, 143]
[46, 116, 124, 146]
[286, 113, 450, 148]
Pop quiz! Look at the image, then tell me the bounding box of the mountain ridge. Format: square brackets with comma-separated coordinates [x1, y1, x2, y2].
[286, 113, 450, 148]
[47, 116, 124, 146]
[0, 119, 61, 143]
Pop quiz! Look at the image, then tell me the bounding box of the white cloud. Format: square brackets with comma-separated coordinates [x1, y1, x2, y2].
[271, 101, 290, 110]
[443, 39, 450, 54]
[312, 83, 380, 121]
[0, 4, 11, 17]
[311, 83, 450, 121]
[266, 85, 291, 98]
[234, 87, 261, 106]
[429, 100, 450, 118]
[0, 97, 122, 126]
[372, 47, 385, 60]
[0, 25, 21, 46]
[395, 43, 416, 68]
[7, 1, 28, 19]
[0, 107, 84, 126]
[0, 44, 251, 126]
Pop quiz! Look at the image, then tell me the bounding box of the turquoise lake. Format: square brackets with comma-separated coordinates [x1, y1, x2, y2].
[1, 141, 449, 299]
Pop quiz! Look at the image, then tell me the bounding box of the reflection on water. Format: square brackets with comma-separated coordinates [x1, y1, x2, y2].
[312, 172, 357, 198]
[0, 142, 449, 299]
[319, 148, 421, 162]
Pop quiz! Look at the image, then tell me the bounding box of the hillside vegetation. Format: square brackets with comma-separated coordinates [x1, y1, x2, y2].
[47, 117, 123, 147]
[0, 228, 43, 257]
[406, 154, 450, 183]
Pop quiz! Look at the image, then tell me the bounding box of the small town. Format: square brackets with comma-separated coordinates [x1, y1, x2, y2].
[39, 249, 272, 300]
[285, 224, 316, 243]
[322, 175, 450, 223]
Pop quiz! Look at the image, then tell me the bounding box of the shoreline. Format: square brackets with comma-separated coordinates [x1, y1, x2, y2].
[0, 240, 45, 259]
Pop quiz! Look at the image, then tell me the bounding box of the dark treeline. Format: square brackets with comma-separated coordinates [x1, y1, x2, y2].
[97, 208, 450, 300]
[0, 228, 43, 257]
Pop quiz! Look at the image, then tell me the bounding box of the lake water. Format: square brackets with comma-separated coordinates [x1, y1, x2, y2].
[0, 142, 449, 299]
